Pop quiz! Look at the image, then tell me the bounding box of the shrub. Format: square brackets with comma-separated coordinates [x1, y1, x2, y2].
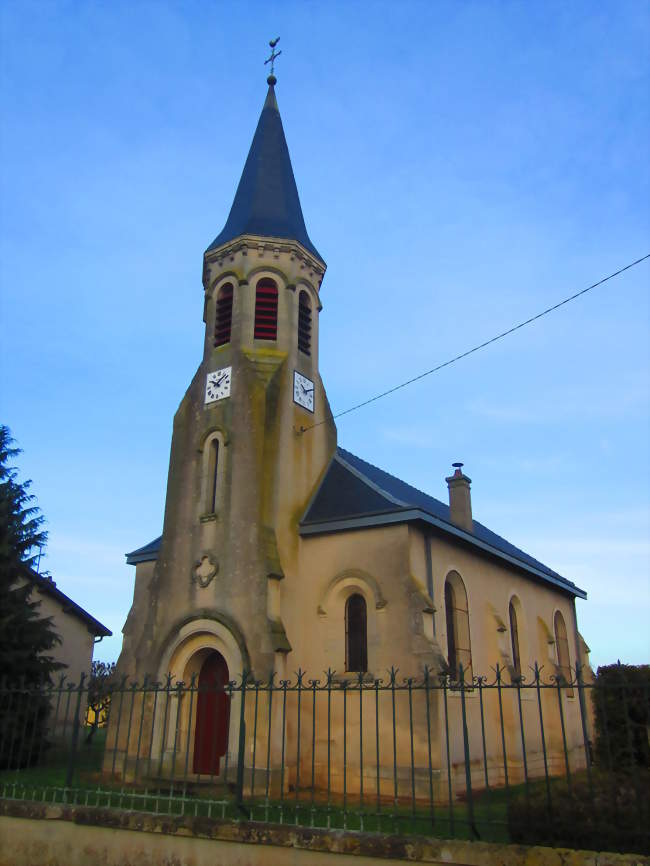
[508, 771, 650, 854]
[85, 661, 118, 743]
[591, 663, 650, 771]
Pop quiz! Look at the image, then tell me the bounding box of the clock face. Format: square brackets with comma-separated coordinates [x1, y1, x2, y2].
[205, 367, 232, 404]
[293, 370, 314, 413]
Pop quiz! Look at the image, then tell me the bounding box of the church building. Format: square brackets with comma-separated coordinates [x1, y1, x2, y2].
[115, 71, 590, 794]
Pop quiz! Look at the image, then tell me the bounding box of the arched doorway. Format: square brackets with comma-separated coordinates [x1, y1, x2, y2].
[193, 651, 230, 774]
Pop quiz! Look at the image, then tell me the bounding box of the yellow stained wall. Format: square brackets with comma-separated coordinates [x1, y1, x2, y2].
[112, 236, 590, 800]
[14, 577, 96, 685]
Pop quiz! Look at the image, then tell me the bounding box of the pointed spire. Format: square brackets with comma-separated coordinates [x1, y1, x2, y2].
[207, 83, 324, 264]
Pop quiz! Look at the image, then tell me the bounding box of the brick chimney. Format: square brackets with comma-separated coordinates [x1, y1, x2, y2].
[445, 462, 473, 532]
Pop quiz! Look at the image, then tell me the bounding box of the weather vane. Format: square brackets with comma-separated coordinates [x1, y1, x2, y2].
[265, 37, 281, 84]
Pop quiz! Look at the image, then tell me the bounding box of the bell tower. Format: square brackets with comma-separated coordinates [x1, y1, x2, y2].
[118, 75, 337, 682]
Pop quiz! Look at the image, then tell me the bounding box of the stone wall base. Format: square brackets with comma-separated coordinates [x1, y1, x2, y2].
[0, 800, 647, 866]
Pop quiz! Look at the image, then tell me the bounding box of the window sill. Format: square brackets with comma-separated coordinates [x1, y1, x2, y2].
[200, 512, 219, 524]
[447, 684, 477, 698]
[332, 672, 375, 686]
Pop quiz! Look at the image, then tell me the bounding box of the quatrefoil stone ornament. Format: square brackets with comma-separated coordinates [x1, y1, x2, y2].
[193, 555, 218, 588]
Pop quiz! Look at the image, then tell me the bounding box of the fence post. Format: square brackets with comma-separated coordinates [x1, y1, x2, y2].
[459, 664, 478, 839]
[5, 676, 24, 772]
[236, 670, 248, 809]
[65, 672, 86, 790]
[496, 663, 510, 797]
[533, 662, 552, 817]
[555, 673, 572, 794]
[10, 675, 27, 773]
[295, 668, 304, 820]
[575, 662, 593, 796]
[441, 671, 454, 836]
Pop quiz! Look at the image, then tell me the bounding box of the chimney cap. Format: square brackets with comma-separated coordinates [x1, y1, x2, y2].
[452, 462, 464, 470]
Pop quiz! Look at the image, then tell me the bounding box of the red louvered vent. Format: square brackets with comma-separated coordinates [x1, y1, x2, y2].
[254, 279, 278, 341]
[297, 290, 312, 355]
[214, 284, 233, 347]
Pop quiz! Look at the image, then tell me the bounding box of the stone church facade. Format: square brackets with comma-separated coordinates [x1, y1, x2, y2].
[114, 77, 590, 795]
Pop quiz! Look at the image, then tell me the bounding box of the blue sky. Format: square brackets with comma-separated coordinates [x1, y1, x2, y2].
[1, 1, 648, 669]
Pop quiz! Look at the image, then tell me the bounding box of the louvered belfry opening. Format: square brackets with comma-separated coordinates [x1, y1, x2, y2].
[254, 278, 278, 340]
[214, 284, 234, 347]
[297, 290, 312, 355]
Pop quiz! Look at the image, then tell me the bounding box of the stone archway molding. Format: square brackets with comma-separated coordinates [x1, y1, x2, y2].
[318, 569, 387, 618]
[197, 425, 230, 451]
[155, 611, 250, 683]
[150, 614, 249, 776]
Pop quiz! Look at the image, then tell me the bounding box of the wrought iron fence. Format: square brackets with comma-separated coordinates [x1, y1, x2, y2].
[0, 662, 648, 851]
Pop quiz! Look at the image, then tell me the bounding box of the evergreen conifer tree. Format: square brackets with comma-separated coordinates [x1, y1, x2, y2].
[0, 425, 63, 767]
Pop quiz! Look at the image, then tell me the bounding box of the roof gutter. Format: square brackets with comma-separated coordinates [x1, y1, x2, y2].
[125, 550, 159, 565]
[299, 508, 587, 600]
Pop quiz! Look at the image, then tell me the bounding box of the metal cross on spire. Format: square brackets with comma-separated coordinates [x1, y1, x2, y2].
[265, 37, 281, 84]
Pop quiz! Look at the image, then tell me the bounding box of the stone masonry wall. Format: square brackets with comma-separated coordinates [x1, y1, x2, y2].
[0, 801, 648, 866]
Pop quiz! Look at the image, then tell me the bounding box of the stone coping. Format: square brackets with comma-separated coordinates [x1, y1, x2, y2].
[0, 799, 647, 866]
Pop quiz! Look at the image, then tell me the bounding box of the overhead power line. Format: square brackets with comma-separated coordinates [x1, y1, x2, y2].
[299, 252, 650, 434]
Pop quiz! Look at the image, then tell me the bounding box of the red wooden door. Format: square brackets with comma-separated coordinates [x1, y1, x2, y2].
[193, 652, 230, 775]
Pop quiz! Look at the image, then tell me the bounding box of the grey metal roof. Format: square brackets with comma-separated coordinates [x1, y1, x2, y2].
[22, 565, 112, 637]
[301, 448, 587, 599]
[125, 536, 162, 565]
[206, 84, 324, 264]
[126, 451, 586, 599]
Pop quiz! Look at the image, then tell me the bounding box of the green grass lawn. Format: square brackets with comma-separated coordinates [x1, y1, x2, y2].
[3, 729, 599, 845]
[0, 730, 512, 842]
[2, 733, 647, 852]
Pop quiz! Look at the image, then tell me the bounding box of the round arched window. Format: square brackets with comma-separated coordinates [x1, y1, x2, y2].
[345, 594, 367, 673]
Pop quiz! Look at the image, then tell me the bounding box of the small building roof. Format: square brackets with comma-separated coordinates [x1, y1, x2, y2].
[125, 449, 586, 600]
[22, 566, 112, 637]
[300, 448, 587, 599]
[206, 84, 324, 264]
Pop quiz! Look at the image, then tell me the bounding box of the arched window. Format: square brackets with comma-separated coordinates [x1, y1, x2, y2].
[554, 611, 573, 694]
[254, 278, 278, 341]
[444, 573, 472, 682]
[200, 431, 225, 516]
[214, 283, 234, 347]
[208, 438, 219, 513]
[345, 594, 367, 673]
[297, 290, 312, 355]
[509, 599, 521, 679]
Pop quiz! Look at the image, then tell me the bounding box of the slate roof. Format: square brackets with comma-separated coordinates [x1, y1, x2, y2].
[125, 450, 586, 599]
[300, 448, 587, 599]
[206, 84, 324, 264]
[22, 565, 112, 637]
[125, 536, 162, 565]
